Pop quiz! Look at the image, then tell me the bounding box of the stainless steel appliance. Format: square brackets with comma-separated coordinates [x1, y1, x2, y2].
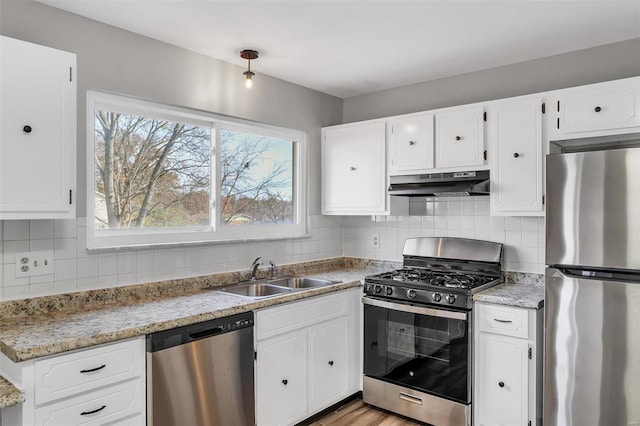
[545, 146, 640, 426]
[146, 312, 255, 426]
[388, 170, 490, 197]
[363, 237, 504, 425]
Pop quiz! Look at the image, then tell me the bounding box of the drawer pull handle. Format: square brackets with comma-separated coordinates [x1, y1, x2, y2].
[23, 125, 33, 134]
[80, 405, 106, 416]
[493, 318, 512, 323]
[328, 360, 334, 366]
[594, 106, 602, 112]
[455, 136, 461, 141]
[282, 379, 288, 386]
[499, 381, 505, 388]
[399, 392, 423, 405]
[408, 140, 416, 145]
[80, 364, 106, 373]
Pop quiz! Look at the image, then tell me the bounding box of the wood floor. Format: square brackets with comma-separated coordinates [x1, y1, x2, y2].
[308, 399, 423, 426]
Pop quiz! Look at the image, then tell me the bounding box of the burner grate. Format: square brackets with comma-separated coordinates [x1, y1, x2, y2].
[373, 269, 494, 290]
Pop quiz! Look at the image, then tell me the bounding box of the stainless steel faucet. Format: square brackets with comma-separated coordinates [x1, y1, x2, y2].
[269, 261, 277, 279]
[249, 257, 262, 281]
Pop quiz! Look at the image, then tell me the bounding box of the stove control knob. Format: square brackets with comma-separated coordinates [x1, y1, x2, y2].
[446, 294, 457, 304]
[432, 293, 442, 302]
[374, 285, 382, 294]
[406, 289, 417, 299]
[385, 286, 393, 296]
[364, 284, 371, 292]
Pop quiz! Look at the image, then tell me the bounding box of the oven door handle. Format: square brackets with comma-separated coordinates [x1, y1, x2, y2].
[362, 297, 468, 320]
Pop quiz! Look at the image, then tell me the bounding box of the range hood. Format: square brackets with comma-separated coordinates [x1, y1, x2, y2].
[388, 170, 490, 197]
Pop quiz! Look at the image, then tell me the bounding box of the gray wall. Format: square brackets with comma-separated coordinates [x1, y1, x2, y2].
[0, 0, 343, 216]
[343, 38, 640, 122]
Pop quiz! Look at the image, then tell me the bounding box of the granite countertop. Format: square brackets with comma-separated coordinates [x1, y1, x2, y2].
[474, 273, 544, 309]
[0, 375, 23, 409]
[0, 265, 382, 364]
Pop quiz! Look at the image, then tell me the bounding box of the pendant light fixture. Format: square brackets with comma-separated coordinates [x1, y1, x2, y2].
[240, 49, 259, 88]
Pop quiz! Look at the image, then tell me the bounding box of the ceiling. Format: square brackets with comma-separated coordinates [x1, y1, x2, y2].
[38, 0, 640, 99]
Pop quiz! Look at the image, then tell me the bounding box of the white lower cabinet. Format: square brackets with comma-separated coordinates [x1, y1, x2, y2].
[307, 318, 349, 412]
[0, 337, 145, 426]
[255, 288, 361, 426]
[256, 329, 308, 426]
[474, 303, 543, 426]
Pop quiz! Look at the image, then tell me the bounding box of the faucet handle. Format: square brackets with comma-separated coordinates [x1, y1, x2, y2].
[269, 260, 277, 278]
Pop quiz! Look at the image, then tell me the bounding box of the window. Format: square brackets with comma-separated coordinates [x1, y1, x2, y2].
[87, 92, 307, 249]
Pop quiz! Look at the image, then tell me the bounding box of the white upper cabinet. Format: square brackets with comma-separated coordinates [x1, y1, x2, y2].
[322, 121, 387, 215]
[435, 106, 485, 169]
[489, 98, 543, 216]
[556, 81, 640, 135]
[388, 114, 434, 174]
[0, 36, 76, 219]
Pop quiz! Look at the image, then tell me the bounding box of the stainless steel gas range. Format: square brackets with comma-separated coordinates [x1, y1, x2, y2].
[362, 237, 504, 426]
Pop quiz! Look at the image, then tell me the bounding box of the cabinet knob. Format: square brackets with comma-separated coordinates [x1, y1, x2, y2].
[594, 106, 602, 112]
[408, 140, 416, 145]
[455, 136, 461, 141]
[328, 360, 334, 366]
[23, 125, 32, 134]
[282, 379, 288, 386]
[498, 381, 505, 388]
[513, 153, 520, 158]
[350, 166, 357, 171]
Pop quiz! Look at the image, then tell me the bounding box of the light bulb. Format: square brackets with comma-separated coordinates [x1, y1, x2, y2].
[245, 76, 253, 88]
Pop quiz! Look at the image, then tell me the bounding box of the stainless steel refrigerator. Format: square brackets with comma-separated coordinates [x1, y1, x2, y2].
[545, 146, 640, 426]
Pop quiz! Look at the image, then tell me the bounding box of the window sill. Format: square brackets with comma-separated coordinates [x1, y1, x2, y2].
[85, 233, 314, 254]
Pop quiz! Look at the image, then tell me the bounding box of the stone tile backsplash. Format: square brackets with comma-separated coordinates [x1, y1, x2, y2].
[0, 199, 544, 300]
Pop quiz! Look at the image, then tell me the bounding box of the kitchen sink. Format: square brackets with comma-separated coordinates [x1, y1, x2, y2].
[267, 277, 341, 289]
[216, 282, 294, 298]
[214, 276, 341, 299]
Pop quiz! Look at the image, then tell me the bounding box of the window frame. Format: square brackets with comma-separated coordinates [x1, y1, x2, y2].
[86, 91, 308, 250]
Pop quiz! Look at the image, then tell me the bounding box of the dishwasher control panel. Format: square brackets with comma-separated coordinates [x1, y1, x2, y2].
[147, 311, 254, 352]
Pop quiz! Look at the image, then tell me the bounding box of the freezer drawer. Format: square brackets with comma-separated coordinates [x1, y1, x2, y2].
[544, 267, 640, 426]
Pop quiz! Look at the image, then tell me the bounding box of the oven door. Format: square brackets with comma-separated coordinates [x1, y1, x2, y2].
[363, 296, 471, 404]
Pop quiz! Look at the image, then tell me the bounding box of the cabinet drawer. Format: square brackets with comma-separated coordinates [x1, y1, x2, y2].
[35, 338, 144, 404]
[477, 304, 528, 339]
[34, 378, 143, 426]
[257, 292, 349, 340]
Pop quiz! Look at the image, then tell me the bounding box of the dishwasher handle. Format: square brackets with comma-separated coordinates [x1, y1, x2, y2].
[147, 311, 254, 352]
[190, 326, 225, 341]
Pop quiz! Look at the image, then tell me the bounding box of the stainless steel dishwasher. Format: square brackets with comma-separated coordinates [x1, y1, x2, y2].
[146, 311, 255, 426]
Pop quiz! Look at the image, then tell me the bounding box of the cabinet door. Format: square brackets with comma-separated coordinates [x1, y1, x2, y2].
[308, 317, 349, 413]
[0, 36, 76, 218]
[491, 98, 543, 215]
[558, 84, 640, 134]
[477, 333, 529, 426]
[389, 114, 434, 174]
[435, 107, 485, 168]
[322, 122, 386, 214]
[256, 330, 307, 426]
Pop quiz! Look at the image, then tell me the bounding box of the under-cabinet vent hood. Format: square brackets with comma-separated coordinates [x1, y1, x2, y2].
[388, 170, 490, 197]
